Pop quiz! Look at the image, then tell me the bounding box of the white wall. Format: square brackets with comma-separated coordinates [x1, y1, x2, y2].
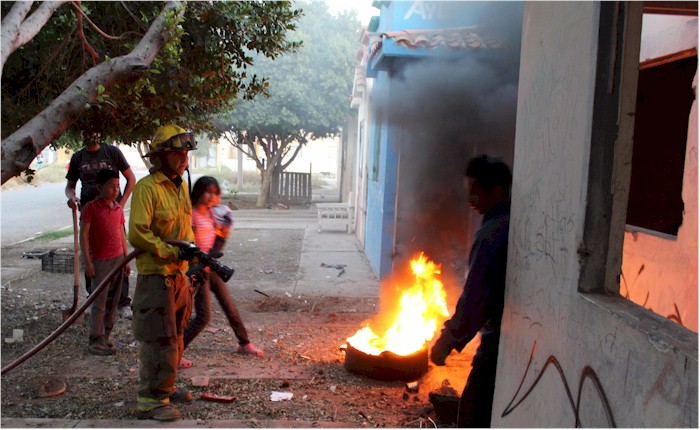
[118, 144, 147, 171]
[286, 138, 339, 177]
[494, 2, 697, 427]
[639, 14, 698, 62]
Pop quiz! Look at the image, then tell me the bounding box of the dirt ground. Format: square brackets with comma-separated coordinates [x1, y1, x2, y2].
[1, 200, 462, 428]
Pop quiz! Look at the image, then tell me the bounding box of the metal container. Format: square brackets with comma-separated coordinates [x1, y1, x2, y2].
[342, 341, 429, 381]
[429, 392, 460, 424]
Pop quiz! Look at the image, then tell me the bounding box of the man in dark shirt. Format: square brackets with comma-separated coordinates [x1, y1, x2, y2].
[65, 130, 136, 318]
[430, 154, 512, 427]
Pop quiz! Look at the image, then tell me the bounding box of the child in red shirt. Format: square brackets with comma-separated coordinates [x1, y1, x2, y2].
[80, 169, 131, 355]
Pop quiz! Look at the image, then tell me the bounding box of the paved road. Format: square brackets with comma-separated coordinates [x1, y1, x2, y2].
[1, 182, 74, 245]
[0, 170, 238, 245]
[0, 172, 150, 245]
[0, 168, 340, 245]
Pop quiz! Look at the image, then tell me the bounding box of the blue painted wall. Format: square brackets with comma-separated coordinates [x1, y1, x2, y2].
[364, 71, 398, 276]
[378, 1, 488, 32]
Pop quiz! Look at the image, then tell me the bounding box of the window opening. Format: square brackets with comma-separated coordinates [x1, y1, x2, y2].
[626, 52, 696, 236]
[619, 11, 698, 332]
[372, 112, 382, 182]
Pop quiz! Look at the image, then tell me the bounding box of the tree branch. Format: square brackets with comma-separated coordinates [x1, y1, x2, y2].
[12, 26, 76, 103]
[73, 1, 99, 65]
[120, 1, 148, 30]
[241, 134, 265, 171]
[254, 126, 272, 160]
[1, 1, 70, 77]
[222, 131, 255, 160]
[70, 1, 126, 40]
[1, 1, 184, 184]
[280, 138, 305, 171]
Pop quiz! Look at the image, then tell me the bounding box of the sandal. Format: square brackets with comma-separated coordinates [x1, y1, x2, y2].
[136, 403, 180, 421]
[179, 357, 193, 368]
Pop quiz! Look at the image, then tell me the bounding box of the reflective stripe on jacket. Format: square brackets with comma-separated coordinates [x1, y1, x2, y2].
[128, 170, 194, 275]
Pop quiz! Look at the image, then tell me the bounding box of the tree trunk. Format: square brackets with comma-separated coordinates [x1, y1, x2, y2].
[257, 168, 273, 208]
[0, 1, 183, 185]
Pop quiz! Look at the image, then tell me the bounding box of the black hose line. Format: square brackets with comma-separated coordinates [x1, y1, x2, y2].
[0, 239, 228, 376]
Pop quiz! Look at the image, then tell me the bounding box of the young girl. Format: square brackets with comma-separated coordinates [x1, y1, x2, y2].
[181, 176, 262, 368]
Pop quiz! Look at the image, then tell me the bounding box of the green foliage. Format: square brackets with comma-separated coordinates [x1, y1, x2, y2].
[1, 1, 302, 145]
[194, 133, 216, 159]
[31, 228, 74, 242]
[212, 0, 360, 149]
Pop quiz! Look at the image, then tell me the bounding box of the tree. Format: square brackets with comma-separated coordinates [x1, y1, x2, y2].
[193, 133, 217, 169]
[0, 1, 68, 78]
[212, 0, 359, 208]
[1, 1, 302, 184]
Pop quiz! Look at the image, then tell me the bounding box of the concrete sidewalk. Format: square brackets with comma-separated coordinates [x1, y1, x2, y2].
[294, 227, 379, 298]
[231, 206, 380, 298]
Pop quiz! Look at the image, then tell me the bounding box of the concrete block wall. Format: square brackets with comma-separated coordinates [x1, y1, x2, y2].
[493, 2, 698, 427]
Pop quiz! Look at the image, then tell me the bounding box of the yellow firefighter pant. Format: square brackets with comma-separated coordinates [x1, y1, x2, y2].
[132, 274, 193, 400]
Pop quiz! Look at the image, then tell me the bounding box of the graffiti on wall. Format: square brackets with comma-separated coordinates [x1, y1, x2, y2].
[620, 263, 685, 327]
[501, 341, 616, 427]
[509, 60, 581, 283]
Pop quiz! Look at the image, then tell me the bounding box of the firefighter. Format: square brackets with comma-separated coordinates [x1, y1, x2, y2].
[128, 124, 199, 421]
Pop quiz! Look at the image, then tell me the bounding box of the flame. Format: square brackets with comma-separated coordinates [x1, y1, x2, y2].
[346, 253, 450, 356]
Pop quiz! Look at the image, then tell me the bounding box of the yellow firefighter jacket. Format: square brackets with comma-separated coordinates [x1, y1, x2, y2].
[128, 170, 194, 275]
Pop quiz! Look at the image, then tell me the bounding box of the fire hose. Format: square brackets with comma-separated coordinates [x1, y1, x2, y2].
[0, 240, 233, 376]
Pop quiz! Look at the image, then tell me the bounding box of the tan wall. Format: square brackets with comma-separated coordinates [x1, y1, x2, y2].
[621, 17, 698, 332]
[56, 149, 72, 165]
[494, 2, 697, 427]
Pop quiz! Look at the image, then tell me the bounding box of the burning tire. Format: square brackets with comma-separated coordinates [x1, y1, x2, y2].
[342, 341, 429, 381]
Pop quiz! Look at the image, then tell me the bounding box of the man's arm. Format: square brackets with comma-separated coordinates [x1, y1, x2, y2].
[118, 167, 136, 206]
[66, 180, 80, 209]
[65, 153, 81, 209]
[431, 269, 490, 365]
[444, 261, 493, 345]
[431, 238, 497, 365]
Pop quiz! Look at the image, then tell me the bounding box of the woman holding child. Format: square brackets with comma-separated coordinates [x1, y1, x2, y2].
[180, 176, 263, 369]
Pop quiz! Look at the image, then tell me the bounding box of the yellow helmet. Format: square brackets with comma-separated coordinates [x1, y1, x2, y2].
[146, 124, 197, 157]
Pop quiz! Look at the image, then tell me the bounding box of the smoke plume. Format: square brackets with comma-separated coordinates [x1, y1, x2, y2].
[372, 2, 522, 299]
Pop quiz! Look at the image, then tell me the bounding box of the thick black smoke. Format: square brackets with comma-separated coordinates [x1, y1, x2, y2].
[372, 2, 522, 300]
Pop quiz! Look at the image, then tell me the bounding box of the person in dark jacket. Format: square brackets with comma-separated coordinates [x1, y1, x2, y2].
[430, 154, 512, 428]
